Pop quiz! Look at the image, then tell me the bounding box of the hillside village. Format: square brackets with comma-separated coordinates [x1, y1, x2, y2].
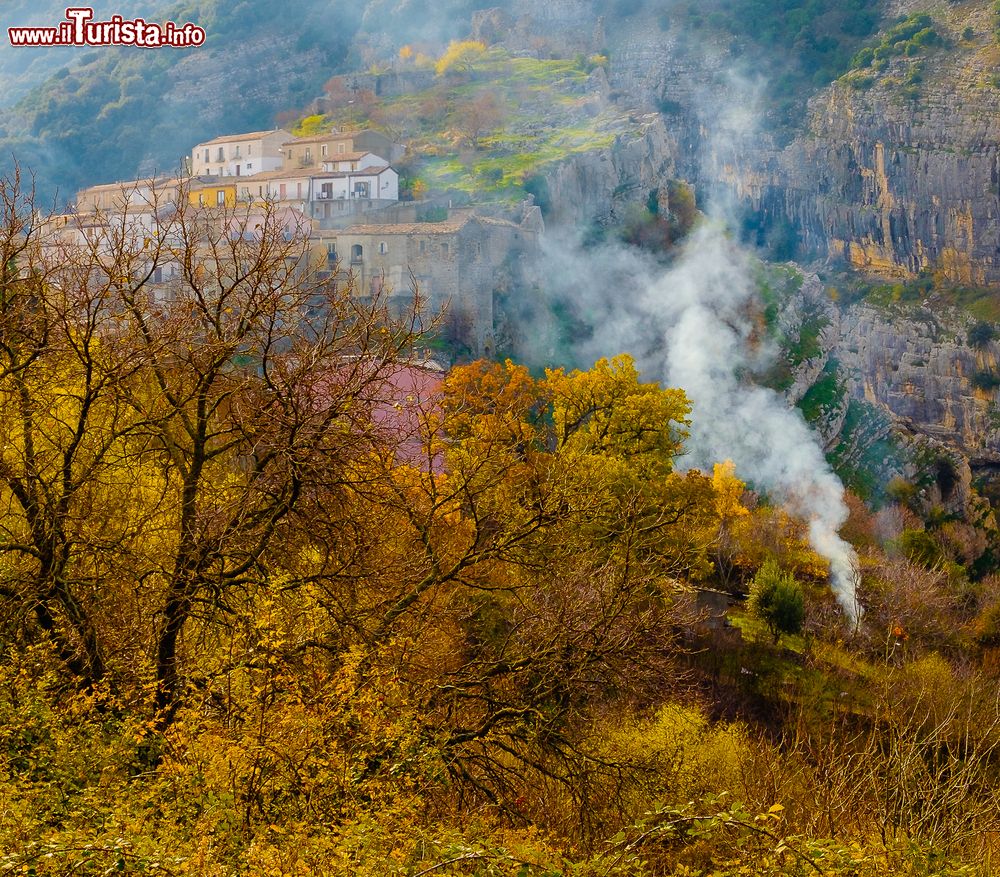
[48, 125, 545, 358]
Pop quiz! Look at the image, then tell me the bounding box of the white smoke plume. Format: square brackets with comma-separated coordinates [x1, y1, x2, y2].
[534, 223, 861, 622]
[656, 226, 860, 621]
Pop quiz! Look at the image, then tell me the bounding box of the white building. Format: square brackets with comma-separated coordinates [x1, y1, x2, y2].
[310, 166, 399, 221]
[190, 129, 291, 177]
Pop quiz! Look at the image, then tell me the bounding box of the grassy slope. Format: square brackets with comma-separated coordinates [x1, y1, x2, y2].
[297, 48, 635, 201]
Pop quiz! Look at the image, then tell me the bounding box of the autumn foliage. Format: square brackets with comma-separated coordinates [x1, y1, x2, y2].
[0, 169, 999, 874]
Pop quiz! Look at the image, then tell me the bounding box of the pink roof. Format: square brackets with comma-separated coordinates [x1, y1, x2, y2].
[370, 362, 445, 472]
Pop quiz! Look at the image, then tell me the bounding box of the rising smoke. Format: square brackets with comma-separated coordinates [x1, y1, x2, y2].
[656, 226, 860, 621]
[530, 222, 861, 622]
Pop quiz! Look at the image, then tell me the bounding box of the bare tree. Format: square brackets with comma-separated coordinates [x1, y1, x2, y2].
[0, 171, 421, 725]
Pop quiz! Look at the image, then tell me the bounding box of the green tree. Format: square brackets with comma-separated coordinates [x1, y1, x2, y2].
[748, 557, 805, 643]
[968, 320, 996, 349]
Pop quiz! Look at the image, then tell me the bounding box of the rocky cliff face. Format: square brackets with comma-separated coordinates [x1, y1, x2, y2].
[723, 74, 1000, 285]
[495, 1, 1000, 497]
[541, 102, 680, 228]
[698, 5, 1000, 285]
[775, 270, 999, 510]
[836, 305, 1000, 462]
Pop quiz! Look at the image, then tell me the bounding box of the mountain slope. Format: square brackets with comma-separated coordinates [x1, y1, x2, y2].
[0, 0, 363, 204]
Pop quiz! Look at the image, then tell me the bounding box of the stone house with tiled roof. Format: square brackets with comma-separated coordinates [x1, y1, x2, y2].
[313, 204, 543, 356]
[282, 129, 399, 169]
[76, 176, 181, 212]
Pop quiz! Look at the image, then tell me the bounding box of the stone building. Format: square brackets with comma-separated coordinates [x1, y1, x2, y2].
[312, 204, 543, 356]
[76, 176, 180, 212]
[281, 129, 401, 168]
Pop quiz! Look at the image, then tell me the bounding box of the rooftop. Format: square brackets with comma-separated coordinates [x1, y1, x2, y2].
[78, 176, 179, 193]
[283, 132, 353, 146]
[196, 129, 291, 147]
[311, 165, 391, 179]
[337, 215, 472, 236]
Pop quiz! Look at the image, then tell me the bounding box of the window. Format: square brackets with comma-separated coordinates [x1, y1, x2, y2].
[198, 193, 205, 206]
[235, 145, 241, 157]
[304, 148, 312, 163]
[248, 144, 252, 156]
[321, 182, 333, 199]
[247, 163, 253, 171]
[379, 241, 388, 255]
[203, 149, 209, 162]
[353, 182, 370, 198]
[217, 190, 225, 205]
[296, 182, 302, 198]
[321, 144, 328, 157]
[338, 143, 346, 154]
[327, 241, 338, 261]
[351, 244, 363, 262]
[217, 147, 224, 161]
[287, 149, 292, 160]
[279, 183, 286, 198]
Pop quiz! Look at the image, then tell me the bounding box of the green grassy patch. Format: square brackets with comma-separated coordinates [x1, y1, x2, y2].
[829, 399, 905, 505]
[834, 272, 1000, 323]
[786, 310, 828, 366]
[305, 47, 635, 202]
[841, 13, 941, 98]
[797, 358, 845, 424]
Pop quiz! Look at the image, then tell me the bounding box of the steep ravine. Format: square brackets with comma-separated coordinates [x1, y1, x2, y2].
[778, 271, 1000, 509]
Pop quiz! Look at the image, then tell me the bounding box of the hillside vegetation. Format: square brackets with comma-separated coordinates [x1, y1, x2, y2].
[296, 45, 630, 203]
[2, 176, 1000, 875]
[0, 0, 362, 204]
[667, 0, 883, 122]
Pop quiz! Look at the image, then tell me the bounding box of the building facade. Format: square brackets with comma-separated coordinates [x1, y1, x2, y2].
[190, 129, 291, 177]
[312, 205, 543, 356]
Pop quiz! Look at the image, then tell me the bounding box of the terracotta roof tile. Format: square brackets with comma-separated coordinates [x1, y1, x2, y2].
[282, 132, 353, 146]
[197, 129, 291, 147]
[337, 216, 471, 235]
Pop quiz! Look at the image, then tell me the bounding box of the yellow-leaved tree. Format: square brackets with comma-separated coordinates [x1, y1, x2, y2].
[434, 39, 487, 75]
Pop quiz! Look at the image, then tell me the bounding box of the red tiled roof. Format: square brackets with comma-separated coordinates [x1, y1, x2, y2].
[197, 129, 291, 146]
[338, 215, 472, 236]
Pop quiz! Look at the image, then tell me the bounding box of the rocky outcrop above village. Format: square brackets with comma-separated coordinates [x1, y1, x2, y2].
[505, 2, 1000, 288]
[541, 105, 679, 227]
[664, 6, 1000, 286]
[719, 74, 1000, 285]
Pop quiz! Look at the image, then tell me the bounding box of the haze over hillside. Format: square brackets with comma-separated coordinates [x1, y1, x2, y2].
[0, 0, 884, 202]
[8, 4, 1000, 874]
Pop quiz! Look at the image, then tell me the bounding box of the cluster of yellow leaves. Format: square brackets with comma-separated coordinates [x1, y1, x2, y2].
[434, 39, 487, 75]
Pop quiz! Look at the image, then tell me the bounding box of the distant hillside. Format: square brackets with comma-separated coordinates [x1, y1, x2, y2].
[0, 0, 363, 206]
[0, 0, 895, 205]
[0, 1, 175, 108]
